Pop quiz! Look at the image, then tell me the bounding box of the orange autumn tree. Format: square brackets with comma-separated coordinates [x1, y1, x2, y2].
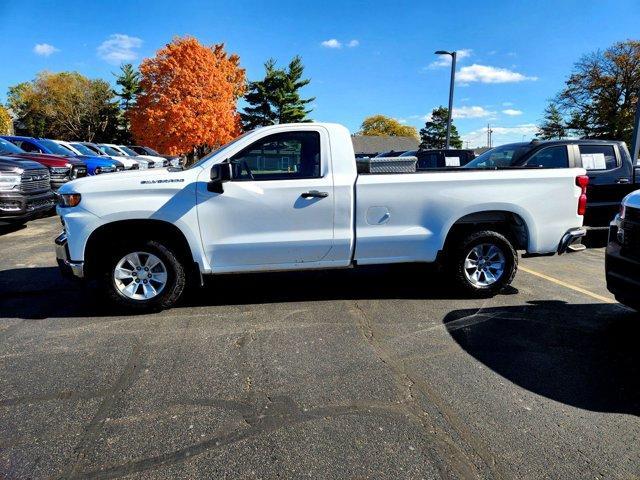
[130, 37, 246, 156]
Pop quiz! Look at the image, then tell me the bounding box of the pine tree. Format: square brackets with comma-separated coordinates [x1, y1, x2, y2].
[241, 56, 314, 130]
[419, 107, 462, 149]
[537, 104, 566, 140]
[114, 63, 141, 143]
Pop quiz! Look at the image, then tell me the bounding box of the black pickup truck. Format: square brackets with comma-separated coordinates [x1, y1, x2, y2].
[464, 139, 639, 230]
[0, 156, 55, 225]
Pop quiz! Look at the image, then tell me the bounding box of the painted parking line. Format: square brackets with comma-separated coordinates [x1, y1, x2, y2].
[519, 266, 616, 304]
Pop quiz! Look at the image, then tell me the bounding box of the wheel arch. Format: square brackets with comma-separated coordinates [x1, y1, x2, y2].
[84, 219, 198, 280]
[442, 210, 530, 252]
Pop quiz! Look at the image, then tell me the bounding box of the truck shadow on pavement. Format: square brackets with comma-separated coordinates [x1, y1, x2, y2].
[0, 263, 483, 319]
[443, 300, 640, 416]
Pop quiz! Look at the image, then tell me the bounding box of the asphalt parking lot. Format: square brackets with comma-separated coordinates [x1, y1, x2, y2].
[0, 215, 638, 479]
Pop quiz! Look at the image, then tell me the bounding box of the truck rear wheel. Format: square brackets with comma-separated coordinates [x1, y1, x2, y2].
[100, 240, 186, 312]
[448, 230, 517, 297]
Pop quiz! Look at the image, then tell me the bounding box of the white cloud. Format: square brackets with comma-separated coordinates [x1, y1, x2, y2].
[97, 34, 143, 64]
[428, 48, 472, 69]
[461, 123, 538, 147]
[457, 64, 537, 83]
[452, 106, 495, 119]
[347, 39, 359, 48]
[33, 43, 59, 56]
[502, 108, 523, 116]
[321, 39, 342, 49]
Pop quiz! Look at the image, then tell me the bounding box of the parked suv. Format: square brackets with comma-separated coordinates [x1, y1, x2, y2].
[74, 142, 140, 170]
[464, 139, 639, 230]
[52, 140, 124, 174]
[0, 137, 87, 190]
[400, 149, 476, 169]
[130, 145, 181, 167]
[0, 156, 55, 225]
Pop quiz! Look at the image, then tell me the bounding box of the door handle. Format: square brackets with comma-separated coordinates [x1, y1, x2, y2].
[615, 178, 630, 184]
[301, 190, 328, 198]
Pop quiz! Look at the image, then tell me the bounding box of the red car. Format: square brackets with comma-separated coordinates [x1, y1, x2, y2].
[0, 137, 87, 190]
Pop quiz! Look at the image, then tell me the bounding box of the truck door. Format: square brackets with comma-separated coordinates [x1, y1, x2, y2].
[576, 144, 635, 228]
[196, 129, 335, 270]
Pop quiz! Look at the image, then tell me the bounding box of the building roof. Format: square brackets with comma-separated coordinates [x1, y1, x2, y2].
[351, 135, 419, 155]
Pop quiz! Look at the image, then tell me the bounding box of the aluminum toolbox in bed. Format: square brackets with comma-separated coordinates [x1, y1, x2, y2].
[356, 156, 417, 174]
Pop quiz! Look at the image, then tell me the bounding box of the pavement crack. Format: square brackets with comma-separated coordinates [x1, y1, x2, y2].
[349, 299, 506, 480]
[62, 337, 147, 479]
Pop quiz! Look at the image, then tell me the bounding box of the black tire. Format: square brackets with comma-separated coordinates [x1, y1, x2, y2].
[448, 230, 518, 298]
[99, 240, 186, 312]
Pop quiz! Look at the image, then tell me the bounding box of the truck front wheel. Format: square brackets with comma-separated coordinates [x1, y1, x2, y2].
[448, 230, 517, 297]
[100, 240, 186, 312]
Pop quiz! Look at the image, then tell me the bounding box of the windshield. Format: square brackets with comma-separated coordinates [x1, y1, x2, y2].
[39, 139, 74, 156]
[0, 138, 25, 155]
[143, 146, 161, 156]
[100, 145, 123, 156]
[188, 131, 253, 169]
[71, 143, 98, 156]
[464, 144, 532, 168]
[119, 146, 139, 156]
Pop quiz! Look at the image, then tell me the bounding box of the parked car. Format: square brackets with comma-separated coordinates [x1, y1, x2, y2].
[129, 145, 181, 167]
[103, 144, 166, 168]
[0, 156, 55, 225]
[56, 123, 587, 311]
[0, 137, 87, 190]
[97, 144, 153, 169]
[464, 139, 639, 231]
[74, 142, 140, 170]
[606, 190, 640, 311]
[373, 150, 406, 158]
[51, 140, 124, 174]
[400, 149, 476, 169]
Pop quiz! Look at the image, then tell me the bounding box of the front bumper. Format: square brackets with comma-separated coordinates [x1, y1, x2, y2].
[0, 190, 55, 224]
[55, 232, 84, 278]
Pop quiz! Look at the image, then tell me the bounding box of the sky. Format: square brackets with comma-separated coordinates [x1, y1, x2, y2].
[1, 0, 638, 147]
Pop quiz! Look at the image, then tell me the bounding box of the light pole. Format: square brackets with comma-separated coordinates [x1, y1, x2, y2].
[435, 50, 457, 149]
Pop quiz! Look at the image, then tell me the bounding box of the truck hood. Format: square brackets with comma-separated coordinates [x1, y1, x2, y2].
[623, 190, 640, 209]
[58, 165, 193, 194]
[5, 152, 84, 167]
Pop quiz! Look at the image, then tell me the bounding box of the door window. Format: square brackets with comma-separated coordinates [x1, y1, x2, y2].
[578, 145, 618, 170]
[15, 140, 42, 153]
[229, 131, 321, 180]
[416, 152, 440, 169]
[524, 146, 569, 168]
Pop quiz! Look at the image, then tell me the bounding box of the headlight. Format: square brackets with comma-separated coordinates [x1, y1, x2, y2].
[620, 203, 626, 220]
[0, 173, 20, 191]
[58, 193, 82, 207]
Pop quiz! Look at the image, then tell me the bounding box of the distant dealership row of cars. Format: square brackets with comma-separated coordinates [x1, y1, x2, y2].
[0, 135, 182, 225]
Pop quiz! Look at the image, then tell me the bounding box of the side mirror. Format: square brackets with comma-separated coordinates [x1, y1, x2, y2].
[208, 162, 232, 193]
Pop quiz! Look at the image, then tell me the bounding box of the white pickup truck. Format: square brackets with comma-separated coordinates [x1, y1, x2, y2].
[55, 123, 588, 311]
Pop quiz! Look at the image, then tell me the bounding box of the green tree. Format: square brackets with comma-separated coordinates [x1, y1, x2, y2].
[358, 114, 418, 138]
[537, 104, 567, 140]
[7, 71, 119, 141]
[0, 105, 13, 135]
[419, 107, 462, 149]
[555, 40, 640, 144]
[241, 56, 314, 130]
[114, 63, 141, 143]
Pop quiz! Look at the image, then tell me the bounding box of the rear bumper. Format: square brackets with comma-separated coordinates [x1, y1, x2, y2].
[55, 232, 84, 278]
[0, 191, 55, 224]
[557, 227, 587, 254]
